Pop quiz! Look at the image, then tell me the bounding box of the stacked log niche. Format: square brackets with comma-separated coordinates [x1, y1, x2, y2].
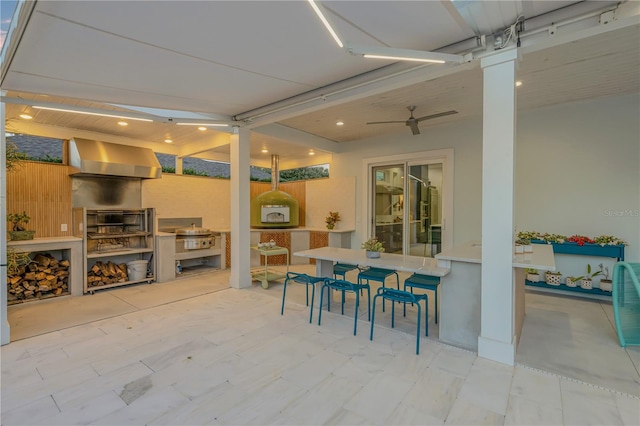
[7, 252, 70, 304]
[87, 261, 129, 289]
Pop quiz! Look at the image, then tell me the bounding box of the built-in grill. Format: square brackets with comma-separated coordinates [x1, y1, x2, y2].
[175, 224, 215, 253]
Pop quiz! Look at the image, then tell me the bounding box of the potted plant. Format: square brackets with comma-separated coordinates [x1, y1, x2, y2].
[362, 237, 385, 258]
[520, 238, 533, 253]
[593, 235, 627, 246]
[565, 275, 583, 287]
[538, 233, 567, 244]
[7, 211, 35, 241]
[567, 235, 595, 246]
[598, 263, 613, 292]
[526, 268, 540, 282]
[6, 141, 28, 172]
[7, 248, 31, 276]
[325, 211, 341, 230]
[545, 270, 562, 286]
[580, 264, 602, 290]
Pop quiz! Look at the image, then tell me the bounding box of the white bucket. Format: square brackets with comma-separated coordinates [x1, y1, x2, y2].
[127, 260, 149, 281]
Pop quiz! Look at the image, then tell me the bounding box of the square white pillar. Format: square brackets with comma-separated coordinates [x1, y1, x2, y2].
[1, 96, 10, 345]
[479, 49, 519, 365]
[229, 127, 252, 288]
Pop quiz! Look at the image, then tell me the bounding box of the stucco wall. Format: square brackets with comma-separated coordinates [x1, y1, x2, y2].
[331, 93, 639, 262]
[142, 174, 231, 231]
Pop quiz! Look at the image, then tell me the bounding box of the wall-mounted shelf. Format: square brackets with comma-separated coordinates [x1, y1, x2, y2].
[527, 240, 625, 299]
[525, 279, 612, 301]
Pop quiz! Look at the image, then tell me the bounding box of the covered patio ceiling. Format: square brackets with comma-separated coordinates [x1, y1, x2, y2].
[1, 1, 638, 168]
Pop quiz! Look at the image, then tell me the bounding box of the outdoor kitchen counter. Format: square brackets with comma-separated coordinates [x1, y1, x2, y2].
[433, 241, 556, 351]
[7, 237, 84, 297]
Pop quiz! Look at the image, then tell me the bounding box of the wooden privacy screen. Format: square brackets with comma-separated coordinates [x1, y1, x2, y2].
[6, 164, 307, 241]
[6, 162, 73, 238]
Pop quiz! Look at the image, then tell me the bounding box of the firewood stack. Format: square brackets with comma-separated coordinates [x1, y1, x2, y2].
[7, 253, 70, 304]
[87, 261, 128, 289]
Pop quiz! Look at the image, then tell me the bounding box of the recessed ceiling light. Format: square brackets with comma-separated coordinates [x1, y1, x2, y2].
[336, 121, 344, 126]
[19, 114, 32, 120]
[261, 148, 268, 153]
[515, 81, 523, 87]
[198, 126, 207, 131]
[309, 150, 315, 156]
[118, 121, 128, 126]
[164, 139, 173, 144]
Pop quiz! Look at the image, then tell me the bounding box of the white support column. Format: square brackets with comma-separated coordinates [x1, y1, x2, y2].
[229, 127, 252, 288]
[1, 95, 10, 345]
[478, 49, 519, 365]
[175, 157, 183, 175]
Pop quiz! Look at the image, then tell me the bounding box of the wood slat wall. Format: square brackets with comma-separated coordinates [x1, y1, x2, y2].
[6, 162, 73, 238]
[6, 165, 307, 241]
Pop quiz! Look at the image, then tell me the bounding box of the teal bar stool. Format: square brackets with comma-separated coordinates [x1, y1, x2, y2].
[403, 273, 440, 324]
[333, 262, 359, 280]
[281, 272, 324, 323]
[318, 278, 371, 336]
[358, 267, 399, 312]
[370, 287, 428, 355]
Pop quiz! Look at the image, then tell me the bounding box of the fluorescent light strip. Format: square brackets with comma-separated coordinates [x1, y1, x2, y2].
[32, 105, 154, 122]
[175, 122, 229, 127]
[308, 0, 343, 48]
[363, 54, 445, 64]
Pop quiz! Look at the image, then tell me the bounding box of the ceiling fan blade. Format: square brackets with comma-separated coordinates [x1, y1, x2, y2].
[408, 121, 420, 135]
[366, 120, 407, 125]
[415, 110, 458, 122]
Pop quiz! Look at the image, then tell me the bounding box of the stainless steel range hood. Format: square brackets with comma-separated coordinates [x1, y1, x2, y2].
[69, 138, 162, 179]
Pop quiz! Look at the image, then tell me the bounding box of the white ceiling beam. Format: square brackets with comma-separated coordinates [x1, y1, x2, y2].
[2, 96, 165, 122]
[239, 61, 477, 128]
[251, 123, 342, 153]
[517, 2, 640, 56]
[177, 132, 231, 158]
[4, 119, 182, 155]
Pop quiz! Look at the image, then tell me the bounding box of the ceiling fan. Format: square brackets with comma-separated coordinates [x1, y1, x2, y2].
[366, 105, 458, 135]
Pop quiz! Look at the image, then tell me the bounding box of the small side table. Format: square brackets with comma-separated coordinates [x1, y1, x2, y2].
[250, 245, 289, 289]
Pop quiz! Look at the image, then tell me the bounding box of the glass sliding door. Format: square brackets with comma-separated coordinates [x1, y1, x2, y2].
[365, 149, 452, 257]
[406, 163, 443, 257]
[372, 165, 404, 254]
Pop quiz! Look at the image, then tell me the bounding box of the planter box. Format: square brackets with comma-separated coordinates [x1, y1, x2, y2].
[580, 278, 593, 290]
[526, 273, 540, 282]
[565, 278, 579, 287]
[531, 240, 625, 260]
[600, 280, 613, 292]
[8, 230, 36, 241]
[546, 272, 562, 286]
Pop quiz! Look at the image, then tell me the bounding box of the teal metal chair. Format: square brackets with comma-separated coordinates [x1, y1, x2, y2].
[281, 272, 324, 323]
[370, 287, 428, 354]
[612, 262, 640, 347]
[403, 273, 440, 324]
[358, 267, 399, 312]
[333, 262, 359, 280]
[318, 278, 371, 335]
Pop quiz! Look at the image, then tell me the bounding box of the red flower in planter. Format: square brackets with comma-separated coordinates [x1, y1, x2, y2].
[567, 235, 595, 246]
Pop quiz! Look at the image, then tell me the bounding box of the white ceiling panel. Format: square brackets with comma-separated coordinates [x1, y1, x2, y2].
[2, 0, 638, 166]
[326, 1, 475, 50]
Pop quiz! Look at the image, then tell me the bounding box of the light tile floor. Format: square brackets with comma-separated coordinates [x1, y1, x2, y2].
[2, 266, 639, 425]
